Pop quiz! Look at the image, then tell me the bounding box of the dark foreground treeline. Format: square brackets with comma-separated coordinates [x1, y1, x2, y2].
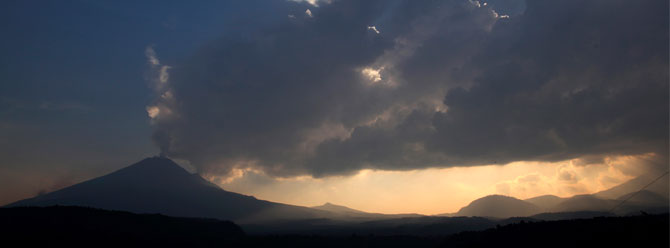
[1, 206, 667, 248]
[443, 213, 669, 248]
[244, 214, 669, 248]
[0, 206, 245, 247]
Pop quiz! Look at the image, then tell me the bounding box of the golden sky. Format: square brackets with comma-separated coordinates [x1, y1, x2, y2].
[208, 153, 658, 215]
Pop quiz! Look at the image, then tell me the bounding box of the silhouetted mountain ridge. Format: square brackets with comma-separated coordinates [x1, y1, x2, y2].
[6, 157, 332, 223]
[595, 174, 669, 199]
[524, 195, 566, 210]
[312, 202, 368, 214]
[456, 195, 541, 218]
[451, 175, 669, 218]
[616, 190, 668, 205]
[7, 156, 668, 230]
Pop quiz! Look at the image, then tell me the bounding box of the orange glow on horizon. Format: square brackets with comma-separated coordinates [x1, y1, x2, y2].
[207, 154, 657, 215]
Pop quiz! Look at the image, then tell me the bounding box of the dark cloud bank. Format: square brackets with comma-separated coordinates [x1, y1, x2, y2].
[148, 0, 668, 178]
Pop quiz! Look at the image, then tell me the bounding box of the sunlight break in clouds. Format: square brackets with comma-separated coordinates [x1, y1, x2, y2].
[361, 67, 383, 82]
[290, 0, 329, 8]
[367, 26, 380, 34]
[146, 106, 160, 119]
[207, 153, 661, 215]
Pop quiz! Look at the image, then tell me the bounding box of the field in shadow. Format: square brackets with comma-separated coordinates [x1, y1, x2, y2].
[1, 206, 667, 248]
[0, 206, 245, 247]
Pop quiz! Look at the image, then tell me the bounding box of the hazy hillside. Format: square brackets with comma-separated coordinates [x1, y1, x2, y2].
[456, 195, 541, 218]
[454, 184, 667, 219]
[309, 202, 424, 221]
[518, 176, 670, 215]
[595, 174, 669, 199]
[549, 194, 615, 213]
[546, 192, 669, 215]
[6, 157, 334, 224]
[312, 202, 368, 214]
[524, 195, 566, 210]
[616, 190, 668, 206]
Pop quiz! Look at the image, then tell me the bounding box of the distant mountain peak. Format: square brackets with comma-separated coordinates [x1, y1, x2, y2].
[456, 194, 541, 218]
[312, 202, 368, 214]
[525, 194, 563, 200]
[314, 202, 340, 208]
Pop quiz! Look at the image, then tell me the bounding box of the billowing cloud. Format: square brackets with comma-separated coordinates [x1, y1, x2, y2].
[493, 153, 665, 199]
[428, 0, 669, 168]
[144, 46, 176, 124]
[148, 0, 668, 178]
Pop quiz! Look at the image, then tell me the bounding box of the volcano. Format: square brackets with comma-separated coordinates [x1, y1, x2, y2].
[6, 157, 332, 223]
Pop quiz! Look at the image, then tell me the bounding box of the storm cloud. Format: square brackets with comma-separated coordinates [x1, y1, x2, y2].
[147, 0, 668, 178]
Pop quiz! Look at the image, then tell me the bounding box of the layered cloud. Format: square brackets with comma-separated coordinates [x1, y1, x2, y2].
[494, 153, 667, 199]
[147, 0, 668, 178]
